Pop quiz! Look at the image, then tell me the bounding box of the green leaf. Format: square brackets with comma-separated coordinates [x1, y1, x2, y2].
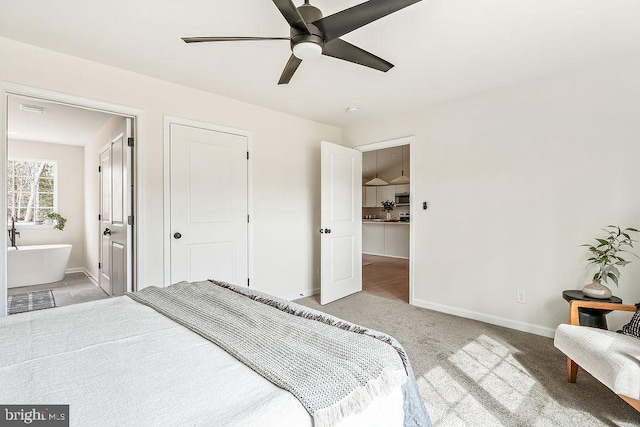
[626, 227, 639, 232]
[607, 272, 619, 286]
[616, 260, 631, 266]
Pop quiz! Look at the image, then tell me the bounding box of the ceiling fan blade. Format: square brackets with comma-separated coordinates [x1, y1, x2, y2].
[272, 0, 311, 34]
[278, 55, 303, 85]
[182, 36, 290, 43]
[323, 39, 393, 72]
[314, 0, 421, 42]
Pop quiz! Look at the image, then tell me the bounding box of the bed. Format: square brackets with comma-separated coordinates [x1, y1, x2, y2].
[0, 280, 430, 426]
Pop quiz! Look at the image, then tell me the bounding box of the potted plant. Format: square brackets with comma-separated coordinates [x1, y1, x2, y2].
[45, 212, 67, 231]
[582, 225, 639, 298]
[381, 200, 395, 221]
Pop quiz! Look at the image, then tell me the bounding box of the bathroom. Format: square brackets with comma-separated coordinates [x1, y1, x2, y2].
[5, 95, 130, 314]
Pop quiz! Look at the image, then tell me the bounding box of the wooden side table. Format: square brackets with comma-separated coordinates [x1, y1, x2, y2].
[562, 290, 622, 329]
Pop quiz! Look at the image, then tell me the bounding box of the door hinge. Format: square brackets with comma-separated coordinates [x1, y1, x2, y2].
[98, 166, 101, 173]
[128, 137, 134, 147]
[98, 214, 101, 221]
[247, 215, 250, 223]
[247, 278, 250, 287]
[247, 151, 249, 160]
[98, 263, 102, 270]
[128, 215, 134, 226]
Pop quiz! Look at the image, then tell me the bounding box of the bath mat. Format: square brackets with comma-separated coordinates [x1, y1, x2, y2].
[7, 290, 56, 315]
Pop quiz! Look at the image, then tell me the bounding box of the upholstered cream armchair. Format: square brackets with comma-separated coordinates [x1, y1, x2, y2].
[554, 300, 640, 412]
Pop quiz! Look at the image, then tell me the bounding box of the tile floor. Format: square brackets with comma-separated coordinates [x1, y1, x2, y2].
[8, 272, 109, 309]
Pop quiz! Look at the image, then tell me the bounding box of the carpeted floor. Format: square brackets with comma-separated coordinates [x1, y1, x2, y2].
[296, 292, 640, 426]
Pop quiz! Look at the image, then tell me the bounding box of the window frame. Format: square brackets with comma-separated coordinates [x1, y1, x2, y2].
[7, 156, 58, 227]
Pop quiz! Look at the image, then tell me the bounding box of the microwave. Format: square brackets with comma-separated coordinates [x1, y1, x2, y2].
[395, 193, 410, 206]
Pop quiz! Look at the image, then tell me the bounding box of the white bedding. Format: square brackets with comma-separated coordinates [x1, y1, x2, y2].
[0, 296, 404, 426]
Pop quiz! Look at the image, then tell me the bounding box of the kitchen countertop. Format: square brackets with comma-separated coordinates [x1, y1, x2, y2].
[363, 220, 410, 225]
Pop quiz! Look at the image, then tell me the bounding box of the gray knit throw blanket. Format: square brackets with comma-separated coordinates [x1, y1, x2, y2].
[127, 280, 411, 427]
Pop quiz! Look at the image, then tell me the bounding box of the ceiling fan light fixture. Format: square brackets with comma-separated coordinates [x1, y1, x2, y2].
[292, 42, 322, 60]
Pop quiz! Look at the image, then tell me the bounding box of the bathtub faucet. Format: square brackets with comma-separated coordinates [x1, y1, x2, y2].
[8, 216, 20, 249]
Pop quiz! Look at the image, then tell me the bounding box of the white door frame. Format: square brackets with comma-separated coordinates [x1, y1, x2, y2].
[0, 81, 146, 316]
[162, 115, 253, 287]
[355, 136, 416, 305]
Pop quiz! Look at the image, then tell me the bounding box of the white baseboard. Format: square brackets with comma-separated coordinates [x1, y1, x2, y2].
[65, 267, 85, 274]
[284, 287, 320, 301]
[84, 269, 99, 286]
[411, 297, 556, 338]
[363, 252, 409, 260]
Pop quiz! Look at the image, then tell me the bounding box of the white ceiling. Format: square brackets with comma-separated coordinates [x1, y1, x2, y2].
[1, 0, 639, 127]
[8, 96, 114, 146]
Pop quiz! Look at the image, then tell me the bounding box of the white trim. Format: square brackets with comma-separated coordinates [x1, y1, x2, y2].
[162, 115, 254, 288]
[84, 268, 99, 287]
[1, 91, 7, 316]
[0, 81, 146, 317]
[412, 297, 556, 338]
[362, 252, 409, 260]
[354, 136, 416, 305]
[64, 267, 99, 286]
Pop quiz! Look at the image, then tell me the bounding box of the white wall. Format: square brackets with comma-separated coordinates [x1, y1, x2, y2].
[0, 37, 341, 298]
[344, 54, 640, 335]
[8, 139, 85, 269]
[83, 116, 124, 283]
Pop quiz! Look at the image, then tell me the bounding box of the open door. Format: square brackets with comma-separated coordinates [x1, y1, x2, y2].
[99, 117, 133, 296]
[320, 141, 362, 305]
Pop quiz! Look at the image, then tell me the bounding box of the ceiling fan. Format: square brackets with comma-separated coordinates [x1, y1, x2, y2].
[181, 0, 422, 84]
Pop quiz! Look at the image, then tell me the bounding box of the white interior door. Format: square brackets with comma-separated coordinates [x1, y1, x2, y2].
[99, 117, 132, 296]
[170, 123, 248, 286]
[320, 141, 362, 304]
[99, 146, 111, 295]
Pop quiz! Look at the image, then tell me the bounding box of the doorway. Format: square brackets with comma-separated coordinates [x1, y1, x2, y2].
[357, 137, 414, 303]
[1, 88, 140, 316]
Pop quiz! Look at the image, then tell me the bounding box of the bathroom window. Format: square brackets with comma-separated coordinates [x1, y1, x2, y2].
[7, 158, 57, 225]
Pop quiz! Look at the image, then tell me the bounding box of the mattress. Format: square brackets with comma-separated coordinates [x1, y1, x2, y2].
[0, 296, 405, 426]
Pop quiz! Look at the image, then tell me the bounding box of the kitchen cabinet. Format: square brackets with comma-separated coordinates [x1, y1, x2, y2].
[362, 222, 409, 259]
[363, 186, 378, 208]
[384, 224, 410, 258]
[376, 186, 396, 206]
[395, 184, 409, 194]
[363, 223, 385, 254]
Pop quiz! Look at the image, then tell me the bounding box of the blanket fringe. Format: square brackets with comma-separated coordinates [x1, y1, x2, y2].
[313, 366, 407, 427]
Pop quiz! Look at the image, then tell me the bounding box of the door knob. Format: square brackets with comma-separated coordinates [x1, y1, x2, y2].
[173, 232, 182, 239]
[103, 228, 111, 236]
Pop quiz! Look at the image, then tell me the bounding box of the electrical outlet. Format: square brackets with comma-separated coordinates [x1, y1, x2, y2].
[516, 291, 526, 304]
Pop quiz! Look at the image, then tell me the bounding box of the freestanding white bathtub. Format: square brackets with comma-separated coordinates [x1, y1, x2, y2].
[7, 244, 72, 288]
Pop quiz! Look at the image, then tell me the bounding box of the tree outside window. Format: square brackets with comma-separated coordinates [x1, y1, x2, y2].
[7, 159, 56, 224]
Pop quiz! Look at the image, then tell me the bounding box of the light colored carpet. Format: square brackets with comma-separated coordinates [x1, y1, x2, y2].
[296, 292, 640, 426]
